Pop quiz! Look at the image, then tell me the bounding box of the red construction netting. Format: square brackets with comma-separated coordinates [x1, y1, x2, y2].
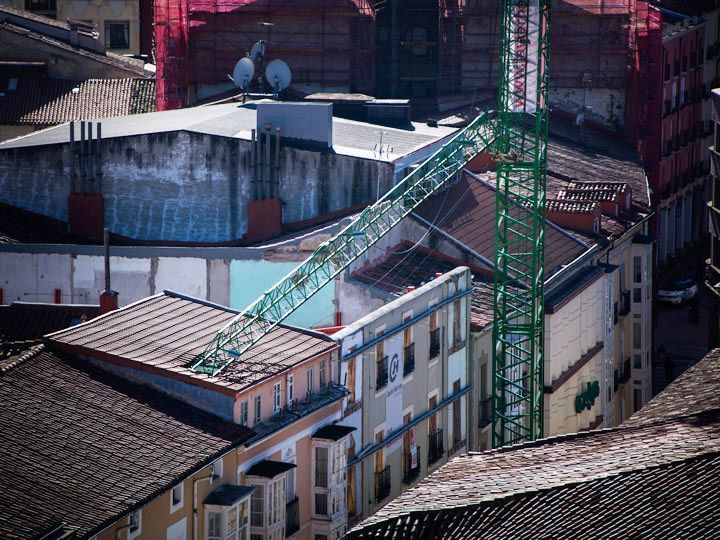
[155, 0, 189, 111]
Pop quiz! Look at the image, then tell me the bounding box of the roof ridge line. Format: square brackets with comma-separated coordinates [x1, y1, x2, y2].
[361, 448, 720, 531]
[0, 343, 44, 375]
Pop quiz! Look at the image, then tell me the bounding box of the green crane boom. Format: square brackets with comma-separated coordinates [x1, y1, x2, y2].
[492, 0, 549, 445]
[192, 113, 497, 375]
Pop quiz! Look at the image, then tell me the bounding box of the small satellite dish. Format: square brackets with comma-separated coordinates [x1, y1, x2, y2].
[231, 57, 255, 90]
[250, 41, 266, 63]
[265, 59, 292, 93]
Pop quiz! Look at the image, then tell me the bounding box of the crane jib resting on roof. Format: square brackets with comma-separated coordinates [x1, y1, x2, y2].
[191, 112, 499, 376]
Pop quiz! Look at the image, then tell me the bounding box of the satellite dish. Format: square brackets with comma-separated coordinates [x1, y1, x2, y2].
[231, 57, 255, 90]
[265, 59, 292, 93]
[250, 41, 266, 63]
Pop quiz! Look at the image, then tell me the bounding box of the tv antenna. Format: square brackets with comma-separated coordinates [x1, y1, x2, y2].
[229, 57, 255, 102]
[265, 59, 291, 100]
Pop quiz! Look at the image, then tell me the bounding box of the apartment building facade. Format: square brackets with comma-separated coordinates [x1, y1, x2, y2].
[42, 290, 353, 540]
[708, 89, 720, 346]
[11, 0, 150, 55]
[332, 268, 472, 527]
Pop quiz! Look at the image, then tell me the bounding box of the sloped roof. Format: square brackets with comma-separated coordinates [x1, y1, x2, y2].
[47, 290, 337, 393]
[0, 77, 156, 126]
[350, 245, 495, 330]
[0, 346, 254, 539]
[347, 349, 720, 539]
[413, 173, 590, 278]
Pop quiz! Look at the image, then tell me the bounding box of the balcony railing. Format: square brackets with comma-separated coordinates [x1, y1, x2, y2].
[429, 328, 440, 358]
[376, 355, 388, 390]
[478, 397, 492, 428]
[620, 357, 632, 384]
[285, 497, 299, 537]
[428, 428, 444, 465]
[403, 343, 415, 376]
[374, 465, 391, 503]
[402, 448, 421, 484]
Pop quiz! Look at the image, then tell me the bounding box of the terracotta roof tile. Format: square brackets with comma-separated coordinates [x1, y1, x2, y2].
[546, 199, 598, 214]
[0, 76, 155, 125]
[413, 173, 590, 278]
[348, 350, 720, 539]
[47, 291, 337, 392]
[0, 346, 254, 539]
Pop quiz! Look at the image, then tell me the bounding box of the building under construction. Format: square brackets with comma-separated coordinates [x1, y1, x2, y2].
[155, 0, 641, 118]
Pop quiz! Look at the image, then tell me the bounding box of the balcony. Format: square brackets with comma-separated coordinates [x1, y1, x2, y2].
[402, 448, 421, 484]
[428, 428, 444, 465]
[285, 497, 299, 537]
[376, 355, 388, 390]
[478, 397, 492, 428]
[619, 290, 631, 316]
[374, 465, 391, 503]
[403, 343, 415, 376]
[429, 328, 440, 358]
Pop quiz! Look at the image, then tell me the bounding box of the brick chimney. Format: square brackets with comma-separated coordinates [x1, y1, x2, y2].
[99, 228, 118, 314]
[546, 199, 601, 234]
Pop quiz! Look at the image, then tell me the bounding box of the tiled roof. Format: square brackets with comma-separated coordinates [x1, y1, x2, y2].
[546, 121, 649, 207]
[348, 350, 720, 539]
[413, 172, 590, 278]
[350, 246, 494, 330]
[546, 199, 598, 214]
[0, 301, 99, 371]
[0, 346, 254, 539]
[47, 291, 338, 392]
[0, 77, 155, 126]
[0, 202, 97, 244]
[623, 348, 720, 428]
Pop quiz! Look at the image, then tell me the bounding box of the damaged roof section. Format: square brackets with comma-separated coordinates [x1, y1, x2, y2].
[46, 290, 338, 393]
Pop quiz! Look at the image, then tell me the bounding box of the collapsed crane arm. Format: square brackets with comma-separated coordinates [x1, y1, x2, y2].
[192, 112, 498, 375]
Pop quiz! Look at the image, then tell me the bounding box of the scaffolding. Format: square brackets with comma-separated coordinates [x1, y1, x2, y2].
[156, 0, 376, 109]
[155, 0, 189, 110]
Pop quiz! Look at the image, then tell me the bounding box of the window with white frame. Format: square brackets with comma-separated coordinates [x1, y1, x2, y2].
[254, 395, 262, 424]
[170, 482, 184, 513]
[127, 509, 141, 539]
[206, 497, 250, 540]
[248, 475, 286, 536]
[307, 367, 314, 399]
[312, 439, 347, 518]
[239, 401, 248, 426]
[273, 383, 281, 413]
[287, 373, 294, 405]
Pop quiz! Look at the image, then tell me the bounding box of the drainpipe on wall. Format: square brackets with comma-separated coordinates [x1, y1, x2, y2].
[99, 228, 119, 314]
[193, 474, 215, 540]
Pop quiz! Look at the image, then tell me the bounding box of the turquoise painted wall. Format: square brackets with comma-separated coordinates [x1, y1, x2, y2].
[229, 260, 335, 328]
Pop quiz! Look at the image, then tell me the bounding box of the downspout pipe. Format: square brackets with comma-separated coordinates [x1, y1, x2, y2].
[193, 474, 215, 540]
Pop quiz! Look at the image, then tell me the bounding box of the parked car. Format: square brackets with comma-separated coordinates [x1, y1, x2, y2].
[657, 278, 697, 305]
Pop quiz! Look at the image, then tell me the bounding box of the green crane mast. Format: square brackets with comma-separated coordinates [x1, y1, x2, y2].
[492, 0, 550, 446]
[192, 0, 550, 449]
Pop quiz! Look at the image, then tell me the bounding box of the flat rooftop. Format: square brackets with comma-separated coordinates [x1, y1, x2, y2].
[0, 101, 457, 162]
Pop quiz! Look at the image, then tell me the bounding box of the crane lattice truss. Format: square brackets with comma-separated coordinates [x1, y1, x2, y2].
[192, 113, 497, 375]
[492, 0, 549, 446]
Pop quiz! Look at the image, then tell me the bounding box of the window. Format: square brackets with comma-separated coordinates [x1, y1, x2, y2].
[453, 299, 461, 343]
[633, 322, 642, 349]
[320, 360, 327, 388]
[25, 0, 56, 12]
[307, 367, 314, 399]
[315, 492, 328, 515]
[376, 335, 388, 390]
[633, 256, 642, 283]
[170, 482, 184, 513]
[127, 509, 141, 539]
[347, 357, 356, 402]
[239, 401, 248, 426]
[208, 511, 223, 540]
[254, 395, 261, 424]
[452, 379, 462, 448]
[633, 388, 643, 413]
[315, 446, 328, 488]
[251, 484, 264, 527]
[633, 287, 642, 303]
[633, 353, 642, 370]
[105, 21, 130, 50]
[273, 383, 281, 413]
[287, 374, 294, 405]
